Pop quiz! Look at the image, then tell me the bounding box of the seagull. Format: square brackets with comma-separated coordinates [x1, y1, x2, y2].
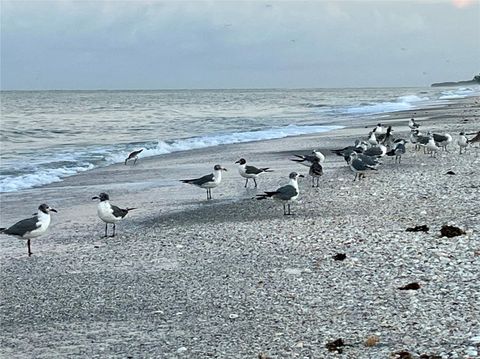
[291, 149, 325, 167]
[426, 135, 440, 157]
[309, 157, 323, 187]
[0, 204, 57, 256]
[367, 131, 378, 146]
[363, 144, 387, 158]
[348, 152, 377, 181]
[92, 193, 136, 237]
[235, 158, 273, 188]
[433, 133, 453, 152]
[355, 153, 381, 167]
[124, 149, 143, 166]
[181, 164, 227, 200]
[386, 142, 406, 163]
[256, 172, 304, 215]
[458, 132, 469, 154]
[409, 118, 420, 130]
[415, 131, 431, 153]
[467, 131, 480, 145]
[331, 140, 364, 157]
[374, 123, 386, 135]
[376, 126, 394, 147]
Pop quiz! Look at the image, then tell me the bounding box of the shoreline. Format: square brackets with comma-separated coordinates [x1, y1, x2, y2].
[0, 96, 477, 222]
[1, 97, 479, 358]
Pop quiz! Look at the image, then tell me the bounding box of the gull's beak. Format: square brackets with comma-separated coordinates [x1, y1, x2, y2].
[298, 174, 305, 178]
[222, 167, 227, 171]
[49, 208, 58, 213]
[235, 160, 240, 164]
[92, 196, 99, 200]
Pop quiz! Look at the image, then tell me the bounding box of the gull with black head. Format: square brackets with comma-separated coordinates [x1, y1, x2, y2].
[235, 158, 273, 188]
[92, 193, 136, 237]
[256, 172, 304, 215]
[181, 164, 227, 200]
[0, 204, 57, 256]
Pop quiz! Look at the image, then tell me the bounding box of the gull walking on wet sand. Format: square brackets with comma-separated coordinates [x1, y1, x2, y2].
[181, 164, 227, 200]
[0, 204, 57, 256]
[125, 149, 143, 166]
[256, 172, 304, 215]
[92, 193, 136, 237]
[235, 158, 273, 188]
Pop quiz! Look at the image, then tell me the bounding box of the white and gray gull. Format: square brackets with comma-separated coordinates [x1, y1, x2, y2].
[92, 193, 136, 237]
[256, 172, 304, 215]
[235, 158, 273, 188]
[349, 152, 377, 181]
[0, 204, 57, 256]
[181, 164, 227, 200]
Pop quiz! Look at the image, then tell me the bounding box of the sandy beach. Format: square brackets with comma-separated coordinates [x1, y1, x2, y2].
[1, 98, 479, 358]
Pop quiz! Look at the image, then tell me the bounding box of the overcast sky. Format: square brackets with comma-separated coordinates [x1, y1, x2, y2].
[1, 0, 479, 90]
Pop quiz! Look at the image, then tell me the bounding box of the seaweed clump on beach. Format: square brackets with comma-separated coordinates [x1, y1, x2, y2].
[398, 282, 421, 290]
[440, 225, 466, 238]
[406, 225, 429, 232]
[325, 338, 345, 353]
[392, 351, 413, 359]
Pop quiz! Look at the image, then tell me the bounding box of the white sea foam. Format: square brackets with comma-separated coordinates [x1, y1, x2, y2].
[0, 164, 95, 193]
[106, 124, 344, 163]
[439, 87, 478, 100]
[343, 95, 429, 115]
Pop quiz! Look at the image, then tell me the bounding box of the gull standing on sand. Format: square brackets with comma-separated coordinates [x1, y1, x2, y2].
[256, 172, 304, 215]
[291, 149, 325, 166]
[386, 141, 406, 163]
[181, 164, 227, 200]
[0, 204, 57, 256]
[363, 144, 387, 158]
[374, 123, 386, 135]
[92, 193, 136, 237]
[433, 133, 453, 152]
[468, 131, 480, 146]
[376, 126, 394, 147]
[125, 149, 143, 166]
[458, 132, 469, 154]
[409, 118, 420, 130]
[309, 157, 323, 187]
[426, 135, 440, 157]
[331, 140, 364, 157]
[368, 131, 378, 146]
[348, 152, 377, 181]
[235, 158, 273, 188]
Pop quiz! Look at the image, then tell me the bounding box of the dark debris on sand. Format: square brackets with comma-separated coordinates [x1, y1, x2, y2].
[406, 225, 429, 232]
[398, 282, 421, 290]
[325, 338, 345, 353]
[440, 225, 466, 238]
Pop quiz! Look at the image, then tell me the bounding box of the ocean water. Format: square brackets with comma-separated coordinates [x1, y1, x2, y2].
[1, 86, 478, 192]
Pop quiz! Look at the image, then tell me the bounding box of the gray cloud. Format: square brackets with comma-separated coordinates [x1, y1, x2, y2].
[1, 0, 478, 89]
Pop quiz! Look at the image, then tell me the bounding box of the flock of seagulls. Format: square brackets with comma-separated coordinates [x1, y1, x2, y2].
[1, 118, 478, 256]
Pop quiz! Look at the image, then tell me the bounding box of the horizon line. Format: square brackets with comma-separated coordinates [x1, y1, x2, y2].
[0, 85, 435, 92]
